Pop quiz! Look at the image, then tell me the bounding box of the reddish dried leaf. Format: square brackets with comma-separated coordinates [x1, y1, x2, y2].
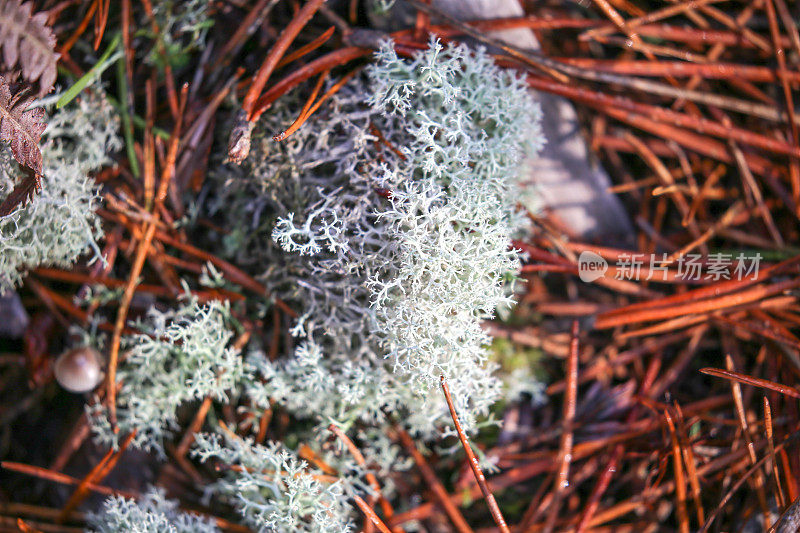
[0, 165, 39, 216]
[0, 0, 58, 94]
[0, 75, 45, 174]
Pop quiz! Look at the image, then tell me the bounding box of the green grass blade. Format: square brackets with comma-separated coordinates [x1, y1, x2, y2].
[56, 33, 122, 109]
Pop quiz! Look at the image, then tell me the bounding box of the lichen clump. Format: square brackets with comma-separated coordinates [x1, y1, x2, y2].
[0, 93, 120, 291]
[81, 37, 544, 533]
[209, 38, 543, 438]
[193, 433, 354, 532]
[89, 299, 245, 454]
[89, 487, 220, 533]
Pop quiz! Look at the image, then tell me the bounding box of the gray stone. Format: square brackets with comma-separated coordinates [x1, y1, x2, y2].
[0, 291, 30, 338]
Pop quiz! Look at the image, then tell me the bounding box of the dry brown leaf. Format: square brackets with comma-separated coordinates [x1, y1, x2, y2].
[0, 165, 39, 216]
[0, 0, 58, 95]
[0, 74, 45, 174]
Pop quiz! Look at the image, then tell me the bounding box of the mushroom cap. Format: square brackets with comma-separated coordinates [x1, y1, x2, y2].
[54, 347, 103, 393]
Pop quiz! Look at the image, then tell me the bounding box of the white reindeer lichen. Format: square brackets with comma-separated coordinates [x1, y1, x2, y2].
[192, 432, 354, 532]
[207, 38, 543, 438]
[89, 487, 220, 533]
[89, 298, 246, 454]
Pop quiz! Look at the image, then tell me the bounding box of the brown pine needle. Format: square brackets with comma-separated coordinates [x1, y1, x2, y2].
[1, 462, 135, 499]
[700, 435, 797, 532]
[58, 431, 136, 523]
[673, 403, 706, 525]
[174, 396, 214, 458]
[354, 495, 393, 533]
[16, 518, 43, 533]
[92, 0, 110, 50]
[276, 26, 336, 70]
[58, 0, 98, 56]
[274, 67, 361, 141]
[764, 397, 787, 509]
[394, 427, 473, 533]
[328, 424, 402, 533]
[273, 69, 330, 142]
[441, 376, 510, 533]
[700, 368, 800, 399]
[106, 84, 189, 429]
[251, 47, 371, 122]
[725, 355, 771, 528]
[242, 0, 327, 119]
[665, 411, 690, 533]
[544, 320, 579, 533]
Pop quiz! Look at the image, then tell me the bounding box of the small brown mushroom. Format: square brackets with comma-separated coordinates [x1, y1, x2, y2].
[54, 346, 103, 393]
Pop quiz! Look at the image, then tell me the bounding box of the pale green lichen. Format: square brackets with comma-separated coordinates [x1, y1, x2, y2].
[0, 91, 120, 291]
